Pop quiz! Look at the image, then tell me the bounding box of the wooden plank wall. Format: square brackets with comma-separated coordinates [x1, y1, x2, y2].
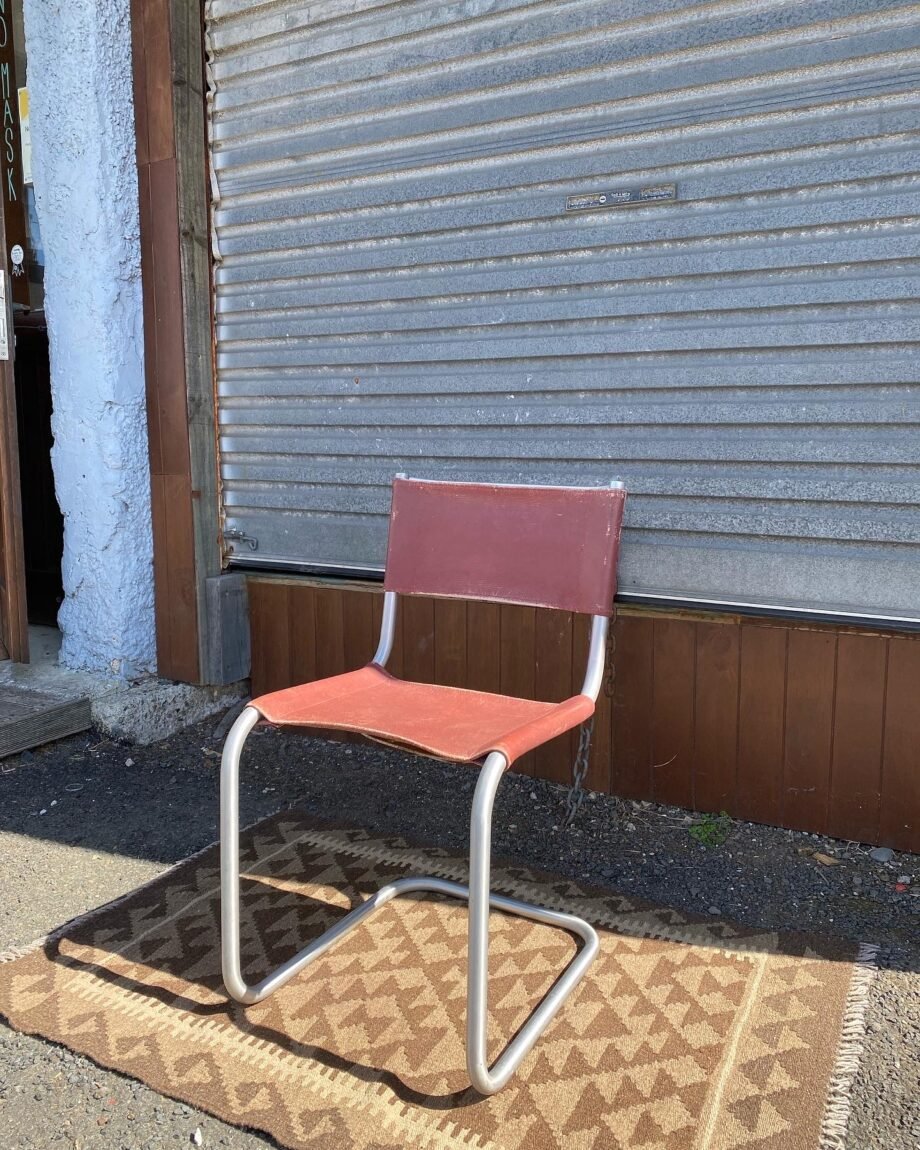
[248, 577, 920, 853]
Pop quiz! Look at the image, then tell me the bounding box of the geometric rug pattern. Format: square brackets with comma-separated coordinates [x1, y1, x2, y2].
[0, 813, 873, 1150]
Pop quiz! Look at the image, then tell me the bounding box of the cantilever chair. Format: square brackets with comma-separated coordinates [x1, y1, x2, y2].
[220, 476, 627, 1095]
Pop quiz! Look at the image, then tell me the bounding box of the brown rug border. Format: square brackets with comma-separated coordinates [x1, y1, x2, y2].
[0, 808, 880, 1150]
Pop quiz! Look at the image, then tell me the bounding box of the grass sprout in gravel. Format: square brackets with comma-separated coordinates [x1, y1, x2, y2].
[1, 715, 919, 1149]
[687, 810, 733, 849]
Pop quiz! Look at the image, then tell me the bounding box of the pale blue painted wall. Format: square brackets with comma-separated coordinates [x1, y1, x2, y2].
[21, 0, 156, 676]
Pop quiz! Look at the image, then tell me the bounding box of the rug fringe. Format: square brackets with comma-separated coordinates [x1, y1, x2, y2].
[818, 940, 881, 1150]
[0, 937, 45, 964]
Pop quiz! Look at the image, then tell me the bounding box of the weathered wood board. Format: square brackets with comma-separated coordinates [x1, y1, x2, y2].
[0, 686, 91, 758]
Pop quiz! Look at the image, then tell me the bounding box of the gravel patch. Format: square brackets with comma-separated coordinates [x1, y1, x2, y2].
[1, 716, 919, 1149]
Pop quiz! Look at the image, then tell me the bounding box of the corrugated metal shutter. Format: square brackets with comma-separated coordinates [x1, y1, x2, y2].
[207, 0, 920, 622]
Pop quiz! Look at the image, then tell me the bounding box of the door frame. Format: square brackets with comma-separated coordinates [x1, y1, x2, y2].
[0, 250, 28, 661]
[131, 0, 227, 684]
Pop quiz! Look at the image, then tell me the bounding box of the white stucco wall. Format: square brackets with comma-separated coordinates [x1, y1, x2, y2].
[21, 0, 156, 677]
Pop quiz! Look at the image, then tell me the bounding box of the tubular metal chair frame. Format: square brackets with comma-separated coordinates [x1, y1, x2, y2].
[221, 483, 622, 1096]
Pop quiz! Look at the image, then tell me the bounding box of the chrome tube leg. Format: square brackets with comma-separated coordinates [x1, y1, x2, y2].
[466, 753, 600, 1095]
[466, 753, 505, 1088]
[220, 705, 261, 1003]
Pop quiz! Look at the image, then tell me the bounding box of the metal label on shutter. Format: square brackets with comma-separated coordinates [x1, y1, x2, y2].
[565, 183, 677, 211]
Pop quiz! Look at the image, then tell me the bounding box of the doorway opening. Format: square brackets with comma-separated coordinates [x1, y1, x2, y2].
[15, 322, 61, 628]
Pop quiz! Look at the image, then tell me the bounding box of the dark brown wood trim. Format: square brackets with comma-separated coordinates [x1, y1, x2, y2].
[131, 0, 222, 683]
[0, 211, 28, 663]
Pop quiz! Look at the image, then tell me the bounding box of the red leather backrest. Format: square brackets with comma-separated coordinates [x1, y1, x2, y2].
[384, 478, 626, 615]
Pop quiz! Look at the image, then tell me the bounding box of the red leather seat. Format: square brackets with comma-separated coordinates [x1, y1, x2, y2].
[251, 664, 594, 766]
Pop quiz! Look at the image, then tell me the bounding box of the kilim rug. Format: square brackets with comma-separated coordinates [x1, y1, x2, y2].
[0, 813, 877, 1150]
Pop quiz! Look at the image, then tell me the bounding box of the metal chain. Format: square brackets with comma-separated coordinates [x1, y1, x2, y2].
[564, 608, 617, 827]
[563, 718, 593, 826]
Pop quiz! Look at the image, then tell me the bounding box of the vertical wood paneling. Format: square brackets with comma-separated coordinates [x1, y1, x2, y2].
[736, 625, 787, 826]
[500, 604, 536, 774]
[650, 619, 695, 809]
[248, 581, 291, 694]
[611, 613, 654, 800]
[467, 600, 501, 694]
[880, 638, 920, 851]
[434, 599, 467, 688]
[828, 633, 887, 843]
[534, 609, 574, 784]
[289, 586, 316, 686]
[692, 622, 739, 813]
[247, 579, 920, 851]
[342, 588, 375, 671]
[312, 588, 345, 680]
[783, 629, 837, 833]
[401, 596, 435, 684]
